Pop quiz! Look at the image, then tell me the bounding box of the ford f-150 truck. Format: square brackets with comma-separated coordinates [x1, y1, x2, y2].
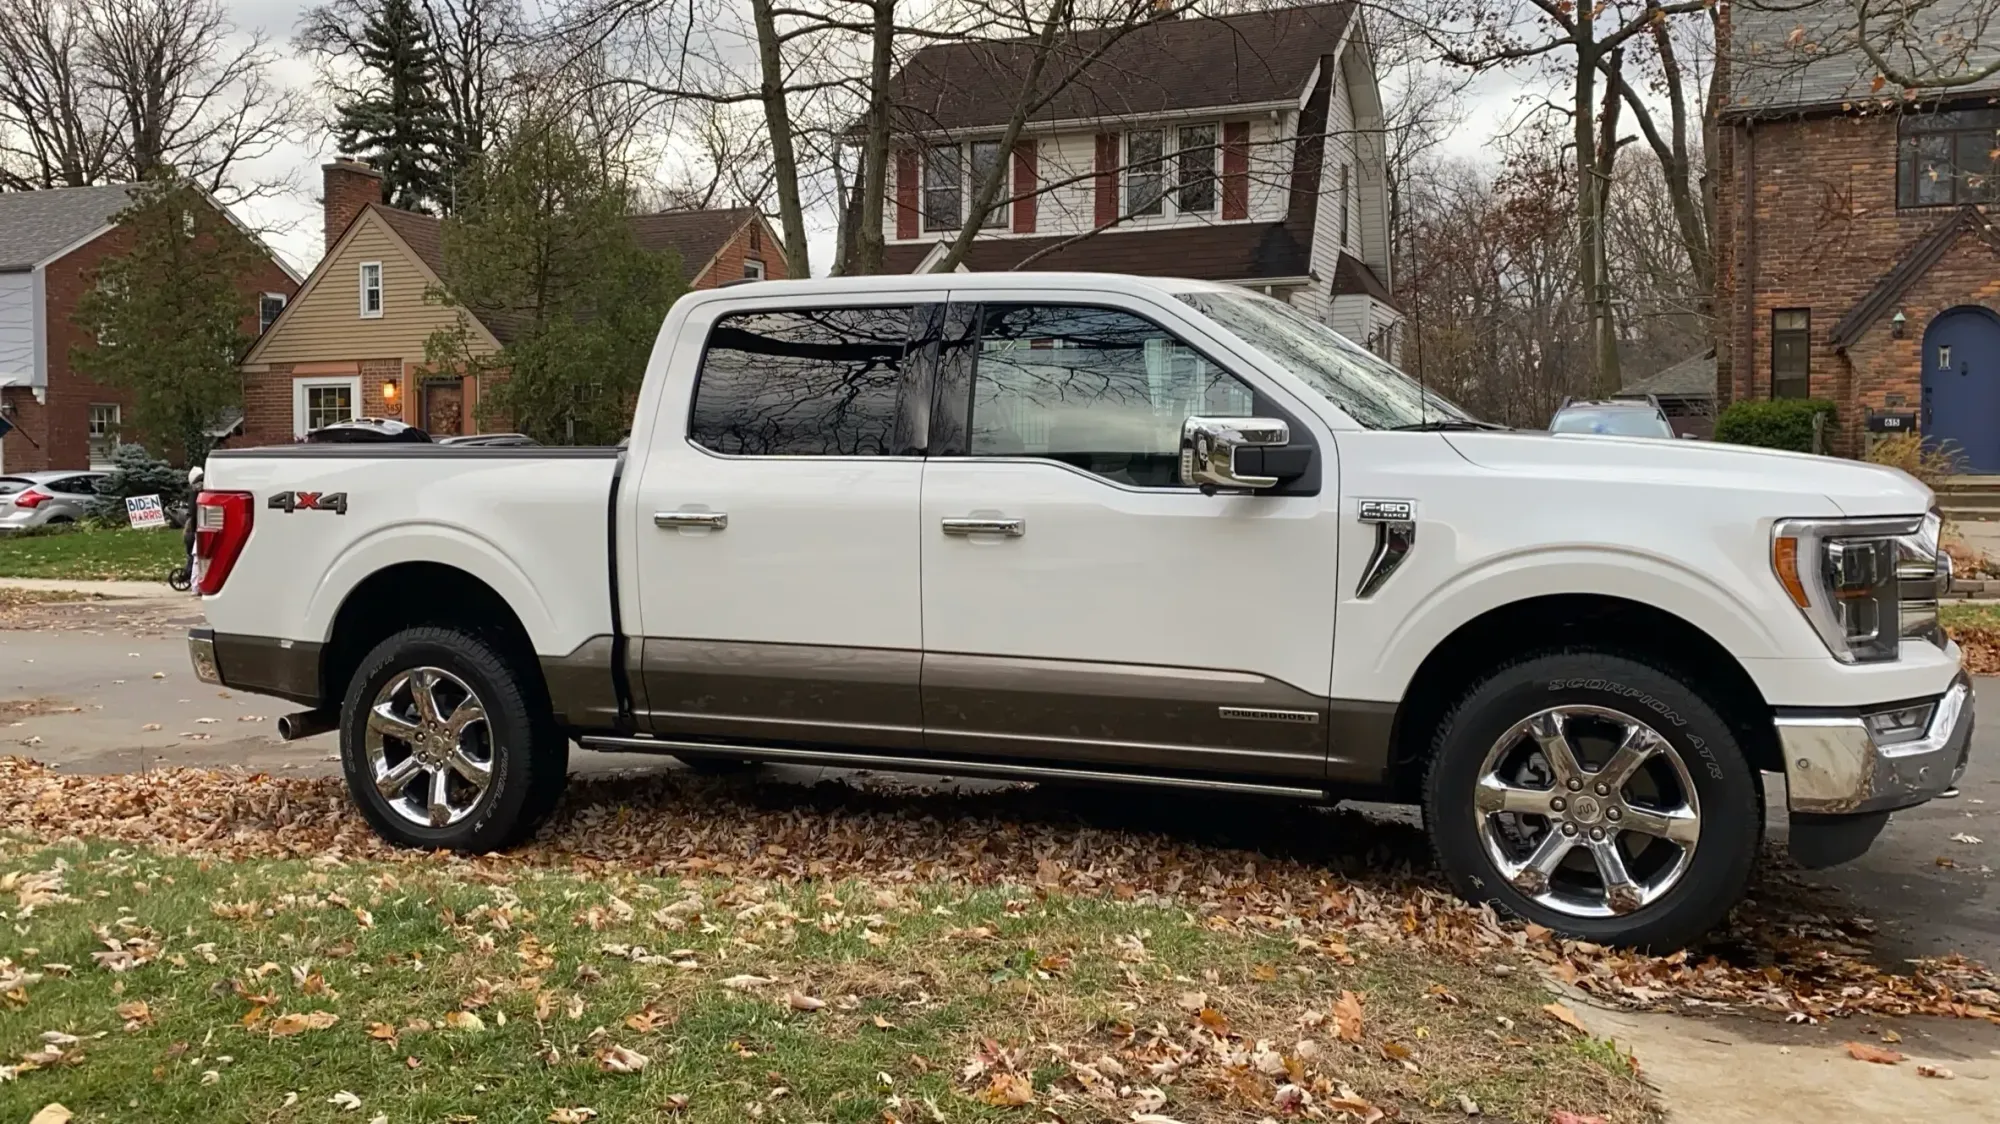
[187, 272, 1970, 948]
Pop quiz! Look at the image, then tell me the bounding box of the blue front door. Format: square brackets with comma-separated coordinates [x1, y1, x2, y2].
[1922, 307, 2000, 472]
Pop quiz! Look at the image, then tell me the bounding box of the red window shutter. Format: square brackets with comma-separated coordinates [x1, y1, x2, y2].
[1221, 122, 1250, 221]
[1012, 140, 1038, 233]
[1094, 134, 1119, 226]
[895, 148, 919, 239]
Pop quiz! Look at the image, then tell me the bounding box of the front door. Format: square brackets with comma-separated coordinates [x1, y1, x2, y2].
[918, 296, 1340, 782]
[423, 378, 465, 436]
[627, 294, 942, 750]
[1922, 306, 2000, 472]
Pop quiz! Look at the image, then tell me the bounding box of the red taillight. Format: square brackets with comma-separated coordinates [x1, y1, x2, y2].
[194, 490, 254, 595]
[13, 489, 50, 509]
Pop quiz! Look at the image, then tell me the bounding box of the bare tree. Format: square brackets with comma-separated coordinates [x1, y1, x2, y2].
[0, 0, 301, 202]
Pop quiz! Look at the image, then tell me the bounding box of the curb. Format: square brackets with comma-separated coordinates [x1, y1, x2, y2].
[0, 577, 185, 598]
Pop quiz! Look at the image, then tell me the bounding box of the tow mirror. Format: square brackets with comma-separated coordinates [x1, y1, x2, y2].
[1180, 416, 1289, 491]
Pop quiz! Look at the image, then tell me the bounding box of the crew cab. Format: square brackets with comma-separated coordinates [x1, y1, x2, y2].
[187, 273, 1971, 949]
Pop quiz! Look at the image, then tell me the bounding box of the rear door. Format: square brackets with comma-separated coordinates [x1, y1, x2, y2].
[627, 293, 944, 750]
[917, 294, 1342, 782]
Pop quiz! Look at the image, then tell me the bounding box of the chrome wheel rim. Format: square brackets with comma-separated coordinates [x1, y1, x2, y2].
[363, 666, 493, 828]
[1473, 705, 1701, 918]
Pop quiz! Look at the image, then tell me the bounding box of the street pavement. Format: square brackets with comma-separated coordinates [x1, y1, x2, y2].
[4, 596, 1997, 968]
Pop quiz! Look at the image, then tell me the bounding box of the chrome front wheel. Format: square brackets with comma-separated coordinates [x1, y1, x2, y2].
[1473, 705, 1701, 918]
[364, 666, 494, 828]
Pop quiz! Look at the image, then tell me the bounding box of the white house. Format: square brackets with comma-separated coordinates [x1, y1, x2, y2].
[879, 1, 1400, 355]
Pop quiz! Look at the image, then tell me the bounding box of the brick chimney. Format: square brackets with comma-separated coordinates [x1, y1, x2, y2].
[323, 158, 383, 252]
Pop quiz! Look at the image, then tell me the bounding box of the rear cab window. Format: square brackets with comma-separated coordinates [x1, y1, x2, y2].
[689, 307, 928, 457]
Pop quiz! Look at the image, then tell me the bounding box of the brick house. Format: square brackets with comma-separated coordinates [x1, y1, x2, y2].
[877, 1, 1400, 355]
[0, 185, 300, 473]
[1716, 1, 2000, 465]
[239, 159, 785, 444]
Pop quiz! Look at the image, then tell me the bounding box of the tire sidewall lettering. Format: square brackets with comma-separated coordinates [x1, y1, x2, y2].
[1548, 676, 1724, 778]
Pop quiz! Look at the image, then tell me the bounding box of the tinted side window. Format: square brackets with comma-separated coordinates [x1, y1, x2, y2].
[969, 304, 1253, 487]
[691, 307, 915, 456]
[52, 476, 100, 495]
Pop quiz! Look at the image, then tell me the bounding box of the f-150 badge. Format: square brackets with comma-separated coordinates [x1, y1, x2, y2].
[1356, 498, 1415, 598]
[268, 491, 348, 515]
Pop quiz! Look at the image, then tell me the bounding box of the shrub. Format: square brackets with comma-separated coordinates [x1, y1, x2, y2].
[1864, 432, 1964, 491]
[1714, 399, 1838, 452]
[86, 443, 184, 526]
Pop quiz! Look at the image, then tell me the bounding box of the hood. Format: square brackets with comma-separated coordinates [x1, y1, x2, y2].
[1442, 432, 1933, 518]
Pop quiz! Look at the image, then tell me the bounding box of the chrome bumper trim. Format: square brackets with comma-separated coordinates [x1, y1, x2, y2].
[1777, 675, 1973, 815]
[188, 629, 222, 686]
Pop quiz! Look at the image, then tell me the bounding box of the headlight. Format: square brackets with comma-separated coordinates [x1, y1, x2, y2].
[1773, 514, 1939, 663]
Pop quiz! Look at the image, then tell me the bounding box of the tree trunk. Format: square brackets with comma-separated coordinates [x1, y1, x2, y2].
[749, 0, 810, 278]
[849, 0, 896, 275]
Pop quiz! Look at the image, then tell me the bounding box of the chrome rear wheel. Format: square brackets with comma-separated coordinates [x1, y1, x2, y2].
[364, 666, 494, 828]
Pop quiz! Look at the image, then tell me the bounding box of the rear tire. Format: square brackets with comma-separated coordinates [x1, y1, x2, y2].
[1424, 650, 1759, 950]
[339, 626, 568, 851]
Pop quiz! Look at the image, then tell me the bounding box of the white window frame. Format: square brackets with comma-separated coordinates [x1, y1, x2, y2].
[920, 141, 1010, 234]
[88, 403, 121, 468]
[743, 258, 766, 280]
[259, 291, 287, 333]
[1124, 122, 1226, 225]
[294, 376, 362, 437]
[359, 262, 384, 319]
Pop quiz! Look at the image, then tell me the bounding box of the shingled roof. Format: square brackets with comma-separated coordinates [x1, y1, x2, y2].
[886, 2, 1356, 134]
[882, 217, 1314, 278]
[1726, 0, 2000, 115]
[0, 184, 137, 271]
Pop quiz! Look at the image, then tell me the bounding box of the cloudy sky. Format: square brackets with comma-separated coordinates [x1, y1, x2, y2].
[221, 0, 1531, 278]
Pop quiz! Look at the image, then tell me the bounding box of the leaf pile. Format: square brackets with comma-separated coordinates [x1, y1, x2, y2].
[1, 755, 1993, 1027]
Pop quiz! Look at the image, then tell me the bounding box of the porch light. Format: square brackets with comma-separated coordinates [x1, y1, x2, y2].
[1892, 311, 1907, 338]
[382, 378, 400, 405]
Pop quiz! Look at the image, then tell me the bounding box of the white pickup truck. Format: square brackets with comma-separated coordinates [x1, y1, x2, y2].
[188, 272, 1970, 948]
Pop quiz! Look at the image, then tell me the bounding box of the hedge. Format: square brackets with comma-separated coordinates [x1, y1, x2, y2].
[1714, 399, 1837, 453]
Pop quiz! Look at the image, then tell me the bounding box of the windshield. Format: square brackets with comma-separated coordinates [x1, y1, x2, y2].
[1178, 289, 1475, 429]
[1550, 407, 1673, 438]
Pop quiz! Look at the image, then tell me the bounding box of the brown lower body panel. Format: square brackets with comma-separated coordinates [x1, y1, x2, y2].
[638, 637, 924, 750]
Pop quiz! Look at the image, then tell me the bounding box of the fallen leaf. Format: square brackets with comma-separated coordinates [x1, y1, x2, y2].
[329, 1090, 362, 1111]
[140, 724, 161, 732]
[1845, 1041, 1903, 1065]
[596, 1044, 649, 1074]
[784, 990, 825, 1012]
[1549, 1114, 1606, 1124]
[661, 1094, 690, 1112]
[1950, 833, 1983, 845]
[443, 1011, 484, 1032]
[1334, 990, 1364, 1042]
[28, 1107, 71, 1124]
[268, 1011, 338, 1037]
[366, 1022, 397, 1041]
[1542, 1002, 1589, 1034]
[1457, 1092, 1481, 1115]
[976, 1072, 1034, 1106]
[720, 974, 771, 991]
[547, 1110, 598, 1124]
[870, 1013, 896, 1030]
[1917, 1064, 1955, 1079]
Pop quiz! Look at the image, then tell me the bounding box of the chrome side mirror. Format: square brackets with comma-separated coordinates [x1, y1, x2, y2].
[1180, 416, 1289, 491]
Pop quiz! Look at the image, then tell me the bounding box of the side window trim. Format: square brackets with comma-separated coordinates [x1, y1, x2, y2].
[930, 297, 1319, 496]
[685, 302, 938, 459]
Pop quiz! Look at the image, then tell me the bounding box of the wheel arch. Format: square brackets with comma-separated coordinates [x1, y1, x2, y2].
[1383, 593, 1779, 800]
[320, 561, 548, 718]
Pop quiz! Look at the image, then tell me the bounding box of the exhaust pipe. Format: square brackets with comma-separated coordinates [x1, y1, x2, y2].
[276, 709, 337, 741]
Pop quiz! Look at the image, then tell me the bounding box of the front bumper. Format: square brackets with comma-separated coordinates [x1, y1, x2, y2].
[1776, 673, 1973, 816]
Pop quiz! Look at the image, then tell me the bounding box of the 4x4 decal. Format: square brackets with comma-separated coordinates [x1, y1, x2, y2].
[268, 491, 349, 515]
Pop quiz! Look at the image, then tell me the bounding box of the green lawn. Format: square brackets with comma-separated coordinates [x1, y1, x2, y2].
[0, 527, 182, 581]
[0, 838, 1653, 1124]
[1941, 601, 2000, 631]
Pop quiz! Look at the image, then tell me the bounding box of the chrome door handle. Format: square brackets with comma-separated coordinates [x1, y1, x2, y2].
[655, 510, 727, 530]
[941, 517, 1024, 537]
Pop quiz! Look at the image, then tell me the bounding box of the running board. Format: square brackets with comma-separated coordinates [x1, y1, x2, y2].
[575, 735, 1329, 801]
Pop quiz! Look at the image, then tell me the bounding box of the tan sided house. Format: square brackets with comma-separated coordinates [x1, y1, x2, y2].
[240, 159, 785, 443]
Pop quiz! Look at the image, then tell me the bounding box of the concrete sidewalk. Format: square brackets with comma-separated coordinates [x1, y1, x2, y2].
[0, 577, 183, 598]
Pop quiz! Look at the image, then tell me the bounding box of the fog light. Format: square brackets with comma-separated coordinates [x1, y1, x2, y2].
[1864, 702, 1934, 745]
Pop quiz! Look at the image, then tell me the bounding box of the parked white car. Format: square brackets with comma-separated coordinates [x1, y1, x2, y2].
[186, 273, 1969, 949]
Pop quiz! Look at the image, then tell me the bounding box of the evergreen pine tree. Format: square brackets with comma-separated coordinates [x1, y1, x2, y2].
[336, 0, 453, 212]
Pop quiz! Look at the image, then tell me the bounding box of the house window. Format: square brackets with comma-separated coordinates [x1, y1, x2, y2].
[1126, 130, 1166, 217]
[1898, 108, 2000, 207]
[1772, 309, 1810, 399]
[295, 377, 361, 437]
[1338, 164, 1351, 248]
[1176, 125, 1217, 213]
[88, 404, 120, 466]
[259, 292, 286, 333]
[921, 142, 1007, 233]
[743, 258, 766, 280]
[923, 145, 962, 232]
[359, 262, 383, 318]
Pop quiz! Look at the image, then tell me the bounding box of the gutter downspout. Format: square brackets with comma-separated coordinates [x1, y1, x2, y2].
[1741, 120, 1758, 403]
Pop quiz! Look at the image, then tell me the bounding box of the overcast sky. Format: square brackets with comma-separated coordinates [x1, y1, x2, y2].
[223, 0, 1531, 278]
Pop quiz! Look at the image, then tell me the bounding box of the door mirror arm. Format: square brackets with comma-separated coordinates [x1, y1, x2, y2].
[1180, 416, 1291, 492]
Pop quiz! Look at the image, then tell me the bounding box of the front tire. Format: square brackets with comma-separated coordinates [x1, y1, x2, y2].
[1424, 650, 1759, 949]
[339, 626, 568, 851]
